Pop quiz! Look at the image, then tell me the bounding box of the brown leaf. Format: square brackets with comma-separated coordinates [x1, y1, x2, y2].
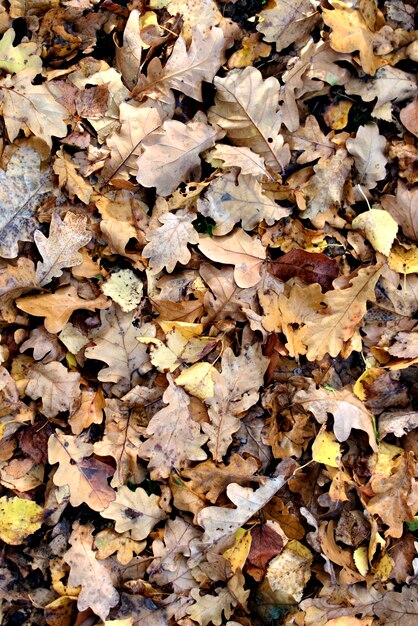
[270, 249, 338, 291]
[26, 361, 81, 418]
[48, 430, 116, 511]
[248, 523, 284, 572]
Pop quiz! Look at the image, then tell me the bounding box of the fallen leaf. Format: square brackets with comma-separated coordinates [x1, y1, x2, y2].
[352, 208, 398, 256]
[64, 521, 119, 621]
[0, 27, 41, 74]
[26, 361, 81, 418]
[346, 124, 388, 191]
[270, 249, 338, 291]
[400, 97, 418, 137]
[100, 485, 166, 539]
[0, 495, 43, 544]
[48, 430, 116, 511]
[101, 269, 143, 312]
[198, 229, 266, 288]
[257, 0, 318, 53]
[382, 182, 418, 242]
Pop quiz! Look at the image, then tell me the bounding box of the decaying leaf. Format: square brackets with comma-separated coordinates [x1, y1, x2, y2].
[26, 361, 81, 417]
[100, 485, 166, 539]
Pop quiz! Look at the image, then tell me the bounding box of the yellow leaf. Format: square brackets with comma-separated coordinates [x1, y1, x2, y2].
[373, 553, 394, 581]
[44, 596, 77, 626]
[101, 269, 144, 312]
[353, 545, 369, 576]
[352, 209, 398, 256]
[388, 244, 418, 274]
[175, 362, 216, 400]
[311, 430, 341, 468]
[159, 321, 203, 338]
[223, 528, 252, 572]
[0, 496, 43, 545]
[137, 337, 180, 372]
[0, 28, 41, 74]
[353, 367, 382, 401]
[323, 100, 353, 130]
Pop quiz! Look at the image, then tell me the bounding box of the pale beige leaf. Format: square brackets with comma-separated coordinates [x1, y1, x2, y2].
[101, 269, 143, 312]
[64, 522, 119, 621]
[0, 68, 67, 147]
[197, 475, 287, 545]
[135, 26, 229, 104]
[198, 230, 266, 288]
[35, 212, 91, 286]
[0, 258, 38, 322]
[301, 149, 353, 220]
[48, 430, 116, 511]
[299, 264, 382, 361]
[52, 148, 92, 204]
[100, 485, 166, 540]
[352, 209, 398, 256]
[187, 587, 234, 626]
[206, 144, 269, 178]
[69, 387, 105, 435]
[200, 263, 258, 323]
[143, 209, 199, 274]
[208, 67, 287, 172]
[165, 0, 223, 41]
[85, 306, 153, 383]
[388, 331, 418, 359]
[198, 171, 290, 235]
[0, 147, 54, 259]
[16, 285, 110, 333]
[257, 0, 318, 52]
[115, 9, 142, 90]
[382, 182, 418, 242]
[136, 117, 220, 196]
[139, 376, 208, 479]
[294, 384, 378, 451]
[346, 124, 388, 191]
[20, 326, 64, 363]
[26, 361, 81, 417]
[102, 102, 163, 186]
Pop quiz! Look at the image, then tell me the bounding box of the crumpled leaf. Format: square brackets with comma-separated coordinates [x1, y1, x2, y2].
[100, 485, 166, 540]
[139, 376, 208, 479]
[136, 116, 221, 196]
[199, 229, 266, 288]
[35, 212, 91, 286]
[206, 144, 269, 178]
[53, 148, 93, 204]
[382, 182, 418, 242]
[135, 26, 229, 104]
[0, 496, 43, 545]
[208, 66, 289, 172]
[346, 124, 388, 191]
[26, 361, 81, 418]
[0, 258, 38, 322]
[0, 68, 68, 147]
[198, 170, 290, 235]
[64, 522, 119, 621]
[143, 209, 199, 274]
[48, 430, 116, 511]
[0, 147, 53, 259]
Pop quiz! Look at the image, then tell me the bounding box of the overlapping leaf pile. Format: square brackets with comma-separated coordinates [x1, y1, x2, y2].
[0, 0, 417, 624]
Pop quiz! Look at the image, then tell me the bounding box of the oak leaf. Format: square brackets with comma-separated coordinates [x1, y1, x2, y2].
[48, 430, 116, 511]
[143, 209, 199, 274]
[197, 475, 287, 546]
[198, 171, 290, 235]
[136, 116, 221, 196]
[206, 144, 269, 178]
[35, 212, 91, 286]
[64, 522, 119, 621]
[115, 9, 143, 90]
[208, 66, 288, 172]
[53, 148, 92, 204]
[0, 147, 54, 259]
[26, 361, 81, 418]
[294, 384, 378, 451]
[135, 26, 229, 104]
[322, 1, 391, 76]
[400, 96, 418, 137]
[139, 376, 208, 479]
[85, 306, 153, 384]
[20, 326, 65, 363]
[100, 485, 166, 540]
[382, 182, 418, 242]
[256, 0, 318, 53]
[0, 28, 41, 74]
[200, 263, 258, 323]
[346, 124, 388, 191]
[0, 68, 68, 147]
[187, 587, 234, 626]
[374, 586, 418, 623]
[16, 285, 110, 333]
[102, 102, 163, 186]
[0, 258, 38, 322]
[198, 229, 266, 288]
[69, 387, 105, 436]
[299, 264, 382, 361]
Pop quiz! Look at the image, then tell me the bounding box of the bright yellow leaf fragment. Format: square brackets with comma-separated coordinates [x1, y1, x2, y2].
[352, 209, 398, 256]
[388, 245, 418, 274]
[373, 554, 394, 581]
[175, 362, 216, 400]
[0, 496, 43, 545]
[353, 545, 369, 576]
[223, 528, 252, 572]
[159, 321, 203, 338]
[312, 430, 341, 467]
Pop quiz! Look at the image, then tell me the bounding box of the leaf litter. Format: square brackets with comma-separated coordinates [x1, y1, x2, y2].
[0, 0, 417, 624]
